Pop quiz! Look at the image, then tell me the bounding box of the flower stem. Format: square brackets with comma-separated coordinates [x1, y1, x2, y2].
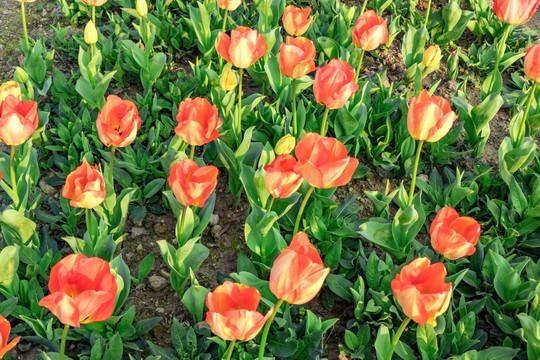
[224, 340, 236, 360]
[514, 81, 537, 148]
[179, 205, 188, 244]
[488, 24, 512, 93]
[59, 324, 70, 360]
[108, 145, 116, 186]
[385, 317, 411, 360]
[266, 197, 275, 212]
[21, 1, 30, 51]
[10, 145, 16, 194]
[354, 49, 366, 83]
[258, 299, 285, 360]
[424, 0, 433, 26]
[292, 78, 298, 137]
[222, 10, 228, 33]
[293, 186, 315, 235]
[319, 107, 330, 137]
[360, 0, 369, 15]
[92, 5, 96, 24]
[407, 140, 424, 207]
[235, 68, 244, 145]
[190, 145, 196, 160]
[86, 208, 94, 243]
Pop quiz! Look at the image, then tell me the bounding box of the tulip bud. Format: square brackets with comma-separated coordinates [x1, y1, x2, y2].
[136, 0, 148, 17]
[447, 49, 460, 81]
[84, 21, 98, 45]
[422, 45, 442, 68]
[220, 68, 237, 91]
[14, 67, 29, 84]
[275, 134, 295, 155]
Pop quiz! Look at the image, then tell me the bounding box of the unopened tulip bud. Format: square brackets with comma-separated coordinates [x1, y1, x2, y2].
[136, 0, 148, 17]
[220, 68, 237, 91]
[84, 21, 98, 45]
[275, 134, 295, 155]
[447, 49, 460, 81]
[423, 45, 442, 68]
[14, 67, 29, 84]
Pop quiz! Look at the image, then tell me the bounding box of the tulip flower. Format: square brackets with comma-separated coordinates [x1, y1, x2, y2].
[515, 44, 540, 147]
[0, 81, 21, 103]
[493, 0, 540, 25]
[275, 134, 296, 155]
[216, 27, 267, 144]
[217, 0, 241, 11]
[0, 315, 20, 359]
[430, 207, 481, 260]
[406, 90, 457, 207]
[282, 5, 312, 37]
[423, 45, 442, 69]
[220, 68, 238, 91]
[293, 133, 358, 234]
[259, 232, 329, 359]
[136, 0, 148, 17]
[313, 60, 359, 135]
[96, 95, 141, 184]
[264, 155, 303, 209]
[279, 36, 316, 136]
[175, 97, 223, 157]
[352, 10, 388, 82]
[80, 0, 107, 5]
[84, 21, 98, 45]
[206, 281, 272, 360]
[62, 160, 106, 209]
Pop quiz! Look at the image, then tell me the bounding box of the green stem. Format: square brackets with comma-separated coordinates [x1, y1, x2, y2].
[86, 208, 93, 243]
[407, 140, 424, 207]
[385, 317, 411, 360]
[514, 81, 537, 148]
[360, 0, 369, 15]
[293, 186, 315, 235]
[92, 5, 96, 24]
[224, 340, 236, 360]
[424, 0, 433, 26]
[10, 145, 16, 194]
[319, 107, 330, 137]
[190, 145, 196, 160]
[141, 15, 147, 44]
[222, 9, 228, 33]
[235, 68, 244, 145]
[21, 1, 29, 51]
[488, 24, 512, 93]
[258, 299, 285, 360]
[179, 205, 188, 244]
[292, 78, 298, 137]
[59, 324, 70, 360]
[266, 197, 275, 212]
[108, 145, 116, 186]
[354, 49, 366, 83]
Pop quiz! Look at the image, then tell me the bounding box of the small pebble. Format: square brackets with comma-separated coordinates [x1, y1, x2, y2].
[209, 214, 219, 227]
[211, 225, 223, 239]
[148, 275, 168, 291]
[136, 244, 144, 255]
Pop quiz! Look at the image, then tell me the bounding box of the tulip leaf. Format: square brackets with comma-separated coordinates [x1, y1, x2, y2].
[374, 324, 391, 360]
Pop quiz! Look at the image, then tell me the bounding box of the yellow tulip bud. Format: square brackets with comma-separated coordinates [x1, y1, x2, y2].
[422, 45, 442, 68]
[220, 68, 238, 91]
[136, 0, 148, 17]
[84, 21, 98, 45]
[275, 134, 296, 155]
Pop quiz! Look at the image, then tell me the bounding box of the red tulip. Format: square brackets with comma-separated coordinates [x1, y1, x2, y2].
[391, 257, 452, 326]
[295, 133, 358, 189]
[279, 37, 316, 79]
[0, 315, 20, 359]
[407, 89, 457, 142]
[352, 10, 388, 51]
[313, 59, 359, 109]
[62, 160, 106, 209]
[269, 232, 330, 304]
[216, 27, 267, 69]
[0, 81, 21, 104]
[430, 207, 481, 260]
[175, 97, 223, 146]
[96, 95, 141, 148]
[493, 0, 540, 25]
[217, 0, 241, 11]
[39, 254, 117, 328]
[168, 159, 218, 208]
[0, 94, 39, 146]
[282, 5, 312, 36]
[264, 154, 303, 198]
[205, 281, 273, 341]
[524, 44, 540, 83]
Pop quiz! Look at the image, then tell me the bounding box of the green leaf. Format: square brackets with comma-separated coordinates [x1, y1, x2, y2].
[137, 254, 155, 281]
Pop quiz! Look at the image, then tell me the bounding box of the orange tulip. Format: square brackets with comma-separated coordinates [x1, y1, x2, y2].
[493, 0, 540, 25]
[62, 160, 106, 209]
[430, 207, 481, 260]
[407, 89, 457, 142]
[391, 257, 452, 326]
[205, 281, 273, 341]
[168, 159, 218, 208]
[216, 27, 267, 69]
[0, 94, 39, 146]
[0, 315, 20, 359]
[96, 95, 141, 148]
[295, 133, 358, 189]
[175, 97, 223, 146]
[282, 5, 312, 36]
[352, 10, 388, 51]
[524, 44, 540, 83]
[39, 254, 117, 328]
[313, 59, 359, 109]
[269, 232, 330, 304]
[264, 155, 303, 199]
[0, 81, 21, 103]
[279, 37, 316, 79]
[80, 0, 107, 5]
[217, 0, 241, 11]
